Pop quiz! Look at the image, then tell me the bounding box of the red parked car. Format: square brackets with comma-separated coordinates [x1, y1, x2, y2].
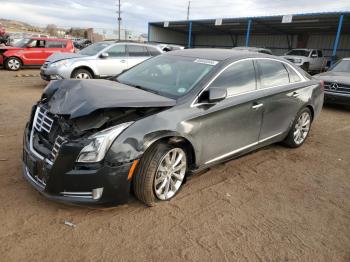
[0, 38, 74, 71]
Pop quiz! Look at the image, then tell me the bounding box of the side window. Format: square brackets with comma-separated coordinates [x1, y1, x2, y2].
[106, 45, 126, 57]
[258, 60, 290, 88]
[46, 41, 66, 48]
[317, 50, 323, 57]
[147, 46, 161, 56]
[311, 50, 317, 57]
[285, 64, 302, 83]
[210, 60, 256, 96]
[127, 45, 149, 57]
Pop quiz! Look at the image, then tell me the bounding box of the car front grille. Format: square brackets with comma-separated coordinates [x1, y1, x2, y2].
[34, 106, 54, 133]
[30, 106, 66, 165]
[324, 81, 350, 94]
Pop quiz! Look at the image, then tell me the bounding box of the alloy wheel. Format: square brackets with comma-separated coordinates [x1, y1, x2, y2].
[76, 73, 91, 79]
[8, 59, 20, 70]
[293, 112, 311, 145]
[154, 148, 187, 200]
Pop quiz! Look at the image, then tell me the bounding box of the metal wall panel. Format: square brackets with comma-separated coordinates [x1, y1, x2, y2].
[307, 34, 350, 58]
[149, 25, 187, 45]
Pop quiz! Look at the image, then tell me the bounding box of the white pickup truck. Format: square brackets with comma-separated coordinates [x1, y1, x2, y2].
[283, 49, 326, 72]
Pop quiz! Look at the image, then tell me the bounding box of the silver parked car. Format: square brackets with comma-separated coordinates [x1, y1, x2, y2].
[40, 42, 163, 80]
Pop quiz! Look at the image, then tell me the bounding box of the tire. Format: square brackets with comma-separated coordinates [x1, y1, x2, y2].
[71, 69, 93, 79]
[283, 108, 312, 148]
[301, 62, 309, 72]
[5, 57, 22, 71]
[133, 143, 187, 206]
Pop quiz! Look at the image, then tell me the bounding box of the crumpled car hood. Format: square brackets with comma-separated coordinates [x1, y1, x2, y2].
[314, 71, 350, 85]
[43, 79, 176, 118]
[46, 52, 86, 63]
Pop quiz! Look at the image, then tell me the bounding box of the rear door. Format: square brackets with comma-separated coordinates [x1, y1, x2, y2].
[96, 44, 128, 77]
[256, 59, 304, 141]
[126, 45, 151, 68]
[44, 40, 67, 59]
[192, 60, 264, 165]
[22, 39, 46, 65]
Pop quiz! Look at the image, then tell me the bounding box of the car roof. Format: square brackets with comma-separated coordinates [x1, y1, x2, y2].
[167, 48, 272, 61]
[30, 37, 69, 41]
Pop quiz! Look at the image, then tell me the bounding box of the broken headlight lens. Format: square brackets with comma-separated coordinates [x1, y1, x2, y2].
[77, 122, 134, 163]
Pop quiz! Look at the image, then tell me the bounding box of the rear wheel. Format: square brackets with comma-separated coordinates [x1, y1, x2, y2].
[133, 143, 187, 206]
[72, 69, 93, 79]
[283, 108, 312, 148]
[5, 57, 22, 71]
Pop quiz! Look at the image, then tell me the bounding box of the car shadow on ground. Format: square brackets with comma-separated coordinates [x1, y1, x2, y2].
[323, 103, 350, 112]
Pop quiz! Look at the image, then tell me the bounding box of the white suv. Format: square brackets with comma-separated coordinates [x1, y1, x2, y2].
[40, 42, 162, 80]
[283, 49, 326, 72]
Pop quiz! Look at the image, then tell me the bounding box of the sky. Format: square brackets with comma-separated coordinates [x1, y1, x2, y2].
[0, 0, 349, 34]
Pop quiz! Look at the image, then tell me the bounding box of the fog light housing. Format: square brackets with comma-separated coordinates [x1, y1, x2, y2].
[92, 187, 104, 200]
[50, 75, 63, 80]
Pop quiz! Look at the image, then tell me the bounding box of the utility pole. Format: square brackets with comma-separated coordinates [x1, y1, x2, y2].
[117, 0, 121, 41]
[187, 0, 191, 20]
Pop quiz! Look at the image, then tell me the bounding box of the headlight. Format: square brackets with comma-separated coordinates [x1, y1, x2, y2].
[76, 122, 134, 163]
[50, 60, 70, 68]
[294, 59, 302, 63]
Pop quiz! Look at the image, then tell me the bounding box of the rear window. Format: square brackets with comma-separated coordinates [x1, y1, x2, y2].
[127, 45, 149, 57]
[258, 60, 290, 88]
[46, 41, 66, 48]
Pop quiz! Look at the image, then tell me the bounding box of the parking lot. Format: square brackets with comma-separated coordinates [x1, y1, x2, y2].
[0, 69, 349, 261]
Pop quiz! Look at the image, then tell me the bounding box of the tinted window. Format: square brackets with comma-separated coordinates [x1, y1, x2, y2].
[127, 45, 149, 57]
[147, 46, 161, 56]
[258, 60, 290, 88]
[210, 60, 256, 96]
[46, 41, 66, 48]
[317, 50, 323, 57]
[285, 65, 302, 83]
[28, 40, 45, 48]
[106, 45, 126, 57]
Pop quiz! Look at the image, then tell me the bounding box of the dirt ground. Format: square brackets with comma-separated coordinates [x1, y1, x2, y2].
[0, 69, 349, 262]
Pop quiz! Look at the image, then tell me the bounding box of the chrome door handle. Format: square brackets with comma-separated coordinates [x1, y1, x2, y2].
[252, 103, 263, 109]
[292, 92, 299, 97]
[120, 59, 126, 63]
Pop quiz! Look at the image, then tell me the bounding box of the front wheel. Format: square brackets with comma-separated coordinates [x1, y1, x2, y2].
[283, 108, 312, 148]
[133, 143, 187, 206]
[5, 57, 22, 71]
[71, 69, 93, 79]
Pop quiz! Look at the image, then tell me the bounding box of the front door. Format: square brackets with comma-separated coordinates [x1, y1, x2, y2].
[22, 39, 46, 65]
[190, 60, 264, 165]
[126, 44, 151, 68]
[96, 44, 128, 77]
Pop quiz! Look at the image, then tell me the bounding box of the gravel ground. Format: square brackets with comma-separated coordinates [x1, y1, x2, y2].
[0, 69, 349, 262]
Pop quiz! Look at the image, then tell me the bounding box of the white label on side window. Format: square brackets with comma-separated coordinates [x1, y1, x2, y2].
[194, 58, 219, 66]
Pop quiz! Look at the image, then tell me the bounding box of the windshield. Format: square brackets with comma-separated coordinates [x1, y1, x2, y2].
[12, 38, 31, 48]
[286, 50, 310, 57]
[79, 42, 112, 56]
[117, 55, 216, 99]
[330, 60, 350, 73]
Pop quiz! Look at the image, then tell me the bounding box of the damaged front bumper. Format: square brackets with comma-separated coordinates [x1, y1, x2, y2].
[22, 122, 134, 206]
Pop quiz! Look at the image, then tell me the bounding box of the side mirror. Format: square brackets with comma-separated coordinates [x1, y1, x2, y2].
[311, 54, 317, 58]
[100, 52, 109, 59]
[208, 87, 227, 103]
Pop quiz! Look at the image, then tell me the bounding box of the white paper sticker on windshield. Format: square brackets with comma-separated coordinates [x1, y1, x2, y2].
[194, 58, 219, 66]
